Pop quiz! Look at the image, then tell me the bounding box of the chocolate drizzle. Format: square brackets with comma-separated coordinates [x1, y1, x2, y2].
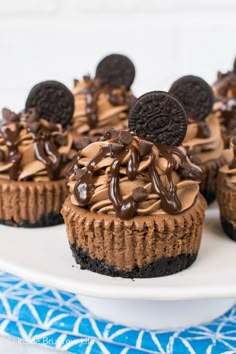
[74, 146, 110, 205]
[229, 137, 236, 169]
[73, 131, 202, 219]
[75, 76, 135, 130]
[127, 145, 139, 180]
[0, 124, 22, 180]
[0, 111, 73, 181]
[31, 126, 61, 180]
[196, 120, 211, 139]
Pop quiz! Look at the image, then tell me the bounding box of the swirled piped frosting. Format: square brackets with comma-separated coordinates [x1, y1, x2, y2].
[213, 71, 236, 99]
[183, 113, 224, 164]
[72, 76, 135, 139]
[0, 108, 76, 181]
[212, 72, 236, 146]
[219, 137, 236, 189]
[68, 129, 202, 220]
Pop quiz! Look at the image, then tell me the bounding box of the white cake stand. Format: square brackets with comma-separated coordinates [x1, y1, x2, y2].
[0, 203, 235, 330]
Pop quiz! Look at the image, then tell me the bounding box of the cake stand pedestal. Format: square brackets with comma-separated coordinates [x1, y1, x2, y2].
[0, 203, 235, 330]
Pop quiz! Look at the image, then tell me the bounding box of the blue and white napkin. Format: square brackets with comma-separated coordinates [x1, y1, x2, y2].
[0, 272, 235, 354]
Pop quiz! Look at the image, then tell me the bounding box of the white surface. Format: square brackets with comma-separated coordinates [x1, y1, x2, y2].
[0, 203, 235, 301]
[77, 295, 235, 330]
[0, 0, 235, 111]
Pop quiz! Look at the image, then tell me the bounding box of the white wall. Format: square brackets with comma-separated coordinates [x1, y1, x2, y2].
[0, 0, 235, 111]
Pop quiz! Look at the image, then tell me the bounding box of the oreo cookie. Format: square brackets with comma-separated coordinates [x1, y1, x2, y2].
[95, 54, 135, 89]
[25, 81, 74, 128]
[169, 75, 213, 121]
[129, 91, 187, 146]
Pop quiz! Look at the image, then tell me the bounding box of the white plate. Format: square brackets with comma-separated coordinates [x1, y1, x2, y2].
[0, 202, 236, 329]
[0, 202, 235, 301]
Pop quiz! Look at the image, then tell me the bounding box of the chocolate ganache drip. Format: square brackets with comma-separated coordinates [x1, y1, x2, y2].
[229, 136, 236, 170]
[75, 75, 135, 130]
[72, 132, 202, 220]
[0, 108, 75, 181]
[74, 54, 136, 132]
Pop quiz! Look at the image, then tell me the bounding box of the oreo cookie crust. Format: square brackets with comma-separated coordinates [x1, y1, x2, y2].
[128, 91, 187, 146]
[25, 80, 74, 128]
[221, 219, 236, 241]
[169, 75, 214, 121]
[0, 212, 63, 228]
[95, 54, 135, 89]
[71, 244, 197, 278]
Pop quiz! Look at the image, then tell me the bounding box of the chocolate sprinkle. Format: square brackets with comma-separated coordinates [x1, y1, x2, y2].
[110, 143, 125, 156]
[75, 137, 92, 151]
[2, 108, 20, 123]
[103, 128, 119, 140]
[118, 130, 132, 145]
[132, 187, 148, 202]
[0, 149, 5, 162]
[25, 107, 39, 122]
[139, 140, 153, 157]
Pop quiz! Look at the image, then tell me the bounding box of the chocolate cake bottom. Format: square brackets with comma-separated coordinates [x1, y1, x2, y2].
[0, 212, 64, 228]
[221, 219, 236, 241]
[70, 244, 197, 278]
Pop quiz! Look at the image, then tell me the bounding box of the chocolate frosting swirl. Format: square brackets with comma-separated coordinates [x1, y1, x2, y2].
[68, 129, 202, 220]
[212, 71, 236, 146]
[183, 112, 224, 164]
[72, 76, 135, 139]
[0, 109, 76, 181]
[213, 71, 236, 99]
[219, 137, 236, 189]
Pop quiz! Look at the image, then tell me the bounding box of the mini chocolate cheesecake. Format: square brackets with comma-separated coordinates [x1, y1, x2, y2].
[72, 54, 136, 141]
[217, 137, 236, 241]
[169, 75, 226, 204]
[212, 58, 236, 148]
[0, 81, 76, 227]
[62, 91, 207, 278]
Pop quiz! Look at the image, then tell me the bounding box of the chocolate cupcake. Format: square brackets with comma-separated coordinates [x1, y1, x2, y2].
[72, 54, 136, 141]
[0, 81, 76, 227]
[217, 137, 236, 241]
[169, 75, 226, 204]
[212, 59, 236, 147]
[62, 91, 206, 278]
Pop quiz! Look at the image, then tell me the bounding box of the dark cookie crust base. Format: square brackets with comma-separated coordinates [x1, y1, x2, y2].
[70, 244, 197, 278]
[221, 219, 236, 241]
[0, 212, 63, 228]
[201, 190, 215, 205]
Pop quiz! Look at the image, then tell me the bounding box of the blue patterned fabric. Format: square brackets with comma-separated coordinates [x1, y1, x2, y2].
[0, 272, 236, 353]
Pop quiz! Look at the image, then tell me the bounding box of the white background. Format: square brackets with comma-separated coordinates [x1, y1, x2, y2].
[0, 0, 235, 353]
[0, 0, 235, 112]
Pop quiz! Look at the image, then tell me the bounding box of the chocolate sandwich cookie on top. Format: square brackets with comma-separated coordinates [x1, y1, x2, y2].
[169, 75, 226, 204]
[72, 53, 136, 141]
[212, 58, 236, 147]
[62, 91, 207, 278]
[0, 81, 77, 227]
